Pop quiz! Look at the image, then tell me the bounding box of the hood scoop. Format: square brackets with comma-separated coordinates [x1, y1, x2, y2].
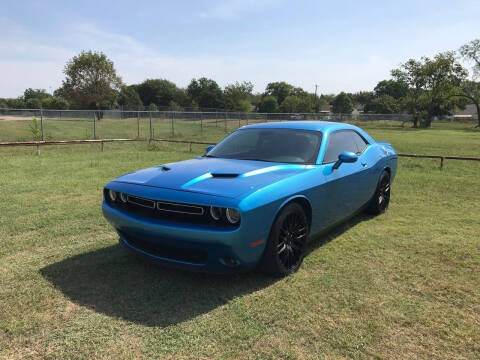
[210, 172, 239, 178]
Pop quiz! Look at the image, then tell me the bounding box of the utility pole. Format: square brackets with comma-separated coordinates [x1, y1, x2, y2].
[314, 84, 319, 113]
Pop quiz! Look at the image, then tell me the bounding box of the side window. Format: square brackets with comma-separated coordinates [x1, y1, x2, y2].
[351, 131, 369, 154]
[323, 131, 357, 163]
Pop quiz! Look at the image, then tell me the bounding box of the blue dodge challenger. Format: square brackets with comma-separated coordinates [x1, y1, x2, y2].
[103, 121, 397, 276]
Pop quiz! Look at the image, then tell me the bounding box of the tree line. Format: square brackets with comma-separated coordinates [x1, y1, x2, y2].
[1, 39, 479, 128]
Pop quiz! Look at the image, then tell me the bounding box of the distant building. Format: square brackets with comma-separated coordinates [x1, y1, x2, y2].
[352, 104, 364, 116]
[454, 104, 478, 120]
[320, 104, 332, 114]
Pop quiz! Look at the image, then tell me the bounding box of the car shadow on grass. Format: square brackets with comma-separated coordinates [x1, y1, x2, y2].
[40, 245, 275, 327]
[40, 212, 373, 327]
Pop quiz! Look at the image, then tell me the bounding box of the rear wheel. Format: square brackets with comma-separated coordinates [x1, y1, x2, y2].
[366, 171, 391, 215]
[260, 203, 309, 277]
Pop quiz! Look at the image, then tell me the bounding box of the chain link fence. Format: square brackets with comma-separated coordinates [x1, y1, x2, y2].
[0, 108, 412, 143]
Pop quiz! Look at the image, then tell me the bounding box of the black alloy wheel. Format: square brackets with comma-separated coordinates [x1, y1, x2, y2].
[260, 203, 309, 276]
[367, 171, 391, 215]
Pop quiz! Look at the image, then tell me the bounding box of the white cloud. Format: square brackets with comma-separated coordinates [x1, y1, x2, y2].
[0, 18, 393, 97]
[0, 14, 477, 98]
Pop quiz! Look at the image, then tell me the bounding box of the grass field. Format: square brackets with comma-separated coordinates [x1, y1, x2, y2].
[0, 121, 479, 359]
[0, 115, 261, 142]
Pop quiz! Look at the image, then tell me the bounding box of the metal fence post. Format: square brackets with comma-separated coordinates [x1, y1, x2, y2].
[246, 112, 249, 125]
[92, 112, 97, 139]
[225, 112, 227, 132]
[238, 114, 240, 128]
[39, 108, 45, 141]
[200, 112, 203, 133]
[215, 112, 218, 127]
[171, 112, 175, 137]
[137, 111, 140, 139]
[149, 112, 153, 140]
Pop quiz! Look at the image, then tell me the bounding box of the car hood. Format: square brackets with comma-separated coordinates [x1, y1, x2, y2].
[112, 157, 314, 198]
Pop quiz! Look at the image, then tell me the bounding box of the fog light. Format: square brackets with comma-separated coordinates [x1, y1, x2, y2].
[225, 208, 240, 224]
[108, 189, 117, 202]
[119, 192, 128, 203]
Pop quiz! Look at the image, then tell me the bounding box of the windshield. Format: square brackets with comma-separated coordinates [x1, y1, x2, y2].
[206, 128, 322, 164]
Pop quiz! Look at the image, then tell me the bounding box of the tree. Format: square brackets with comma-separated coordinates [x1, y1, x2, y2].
[350, 91, 374, 105]
[373, 80, 408, 99]
[391, 59, 425, 127]
[26, 98, 43, 109]
[118, 86, 143, 110]
[168, 100, 182, 111]
[223, 81, 253, 111]
[258, 95, 279, 112]
[365, 95, 400, 114]
[24, 88, 51, 102]
[392, 53, 466, 127]
[332, 92, 353, 114]
[187, 78, 223, 109]
[279, 95, 300, 113]
[6, 98, 26, 109]
[148, 103, 158, 111]
[136, 79, 178, 108]
[460, 39, 480, 79]
[295, 96, 314, 113]
[457, 39, 480, 127]
[173, 88, 190, 107]
[264, 82, 294, 104]
[57, 51, 122, 109]
[41, 97, 70, 110]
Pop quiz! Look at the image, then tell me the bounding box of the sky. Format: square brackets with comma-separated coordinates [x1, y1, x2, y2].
[1, 0, 479, 98]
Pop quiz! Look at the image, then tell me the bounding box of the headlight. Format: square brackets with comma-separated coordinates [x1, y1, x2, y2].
[225, 208, 240, 224]
[210, 206, 222, 220]
[108, 189, 117, 202]
[119, 192, 128, 203]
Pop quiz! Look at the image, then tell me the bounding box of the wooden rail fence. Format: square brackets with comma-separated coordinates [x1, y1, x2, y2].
[1, 138, 479, 168]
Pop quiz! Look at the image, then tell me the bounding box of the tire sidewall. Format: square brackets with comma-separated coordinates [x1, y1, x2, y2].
[375, 171, 390, 214]
[262, 202, 309, 276]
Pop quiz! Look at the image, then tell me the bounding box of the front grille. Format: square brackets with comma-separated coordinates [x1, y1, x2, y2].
[157, 201, 204, 215]
[120, 231, 207, 265]
[105, 189, 239, 228]
[127, 195, 156, 209]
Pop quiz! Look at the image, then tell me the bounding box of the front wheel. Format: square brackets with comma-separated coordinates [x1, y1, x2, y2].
[260, 203, 309, 277]
[366, 170, 391, 215]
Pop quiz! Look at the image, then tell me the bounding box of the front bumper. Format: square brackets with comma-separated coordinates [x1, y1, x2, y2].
[102, 201, 268, 273]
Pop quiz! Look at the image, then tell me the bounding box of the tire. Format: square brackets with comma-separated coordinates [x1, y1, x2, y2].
[260, 203, 309, 277]
[366, 170, 391, 215]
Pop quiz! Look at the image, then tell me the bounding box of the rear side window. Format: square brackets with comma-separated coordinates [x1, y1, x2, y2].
[351, 131, 369, 154]
[323, 131, 358, 163]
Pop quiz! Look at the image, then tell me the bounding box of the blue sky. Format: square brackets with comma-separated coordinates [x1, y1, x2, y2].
[1, 0, 479, 97]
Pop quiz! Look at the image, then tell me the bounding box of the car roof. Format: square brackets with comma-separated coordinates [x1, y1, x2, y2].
[241, 121, 357, 132]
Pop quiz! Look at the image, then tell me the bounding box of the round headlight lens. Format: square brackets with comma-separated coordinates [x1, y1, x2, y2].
[108, 189, 117, 202]
[119, 192, 128, 203]
[210, 206, 222, 221]
[225, 208, 240, 224]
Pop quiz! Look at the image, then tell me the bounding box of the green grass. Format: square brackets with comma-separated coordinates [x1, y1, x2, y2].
[0, 115, 259, 142]
[0, 122, 479, 359]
